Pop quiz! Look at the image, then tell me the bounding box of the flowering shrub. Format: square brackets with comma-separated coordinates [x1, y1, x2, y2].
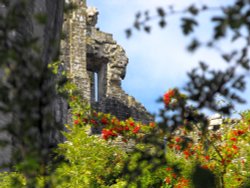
[164, 111, 250, 187]
[163, 89, 175, 107]
[69, 95, 156, 142]
[67, 89, 250, 188]
[116, 89, 250, 188]
[1, 88, 250, 188]
[100, 116, 155, 141]
[52, 125, 127, 187]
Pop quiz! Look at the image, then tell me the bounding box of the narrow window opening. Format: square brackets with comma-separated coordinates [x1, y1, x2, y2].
[94, 72, 99, 102]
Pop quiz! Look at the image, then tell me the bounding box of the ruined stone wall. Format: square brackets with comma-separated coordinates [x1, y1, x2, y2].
[86, 27, 153, 123]
[61, 0, 91, 100]
[61, 4, 153, 124]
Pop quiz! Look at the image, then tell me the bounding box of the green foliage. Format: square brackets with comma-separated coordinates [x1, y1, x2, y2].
[0, 172, 25, 188]
[163, 110, 250, 188]
[123, 145, 167, 187]
[1, 96, 250, 188]
[52, 125, 127, 188]
[1, 1, 250, 188]
[49, 93, 165, 188]
[121, 89, 250, 188]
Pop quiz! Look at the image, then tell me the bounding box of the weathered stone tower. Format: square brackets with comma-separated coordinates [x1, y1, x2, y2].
[61, 0, 153, 123]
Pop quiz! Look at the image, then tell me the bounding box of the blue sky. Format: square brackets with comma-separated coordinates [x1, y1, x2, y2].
[87, 0, 250, 117]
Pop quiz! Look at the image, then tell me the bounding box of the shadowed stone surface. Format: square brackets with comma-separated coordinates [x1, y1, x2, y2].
[0, 0, 65, 169]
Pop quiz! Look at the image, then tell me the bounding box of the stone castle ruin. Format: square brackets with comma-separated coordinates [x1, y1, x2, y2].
[0, 0, 152, 167]
[61, 1, 153, 123]
[0, 0, 229, 169]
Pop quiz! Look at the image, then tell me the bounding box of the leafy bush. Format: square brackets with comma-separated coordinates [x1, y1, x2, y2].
[1, 91, 250, 188]
[0, 172, 25, 188]
[163, 110, 250, 188]
[52, 124, 127, 188]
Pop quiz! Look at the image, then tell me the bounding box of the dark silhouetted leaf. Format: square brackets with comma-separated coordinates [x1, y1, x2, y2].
[135, 12, 141, 19]
[159, 19, 167, 28]
[181, 17, 198, 35]
[187, 38, 200, 52]
[222, 54, 231, 62]
[144, 10, 150, 21]
[157, 7, 166, 17]
[188, 5, 199, 15]
[125, 29, 132, 38]
[144, 26, 151, 33]
[133, 21, 140, 30]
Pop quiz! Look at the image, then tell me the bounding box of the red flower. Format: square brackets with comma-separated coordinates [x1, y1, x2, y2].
[204, 155, 210, 161]
[101, 129, 117, 140]
[133, 126, 140, 134]
[232, 144, 239, 150]
[74, 119, 80, 125]
[172, 173, 177, 179]
[175, 137, 181, 143]
[180, 177, 189, 184]
[102, 129, 111, 140]
[201, 165, 209, 169]
[237, 130, 245, 135]
[101, 117, 108, 125]
[163, 89, 175, 106]
[90, 119, 97, 125]
[165, 177, 171, 184]
[166, 167, 172, 172]
[183, 150, 190, 159]
[175, 145, 181, 151]
[149, 122, 156, 128]
[232, 129, 245, 136]
[230, 137, 237, 142]
[115, 126, 123, 133]
[176, 177, 189, 187]
[129, 121, 135, 127]
[124, 126, 130, 131]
